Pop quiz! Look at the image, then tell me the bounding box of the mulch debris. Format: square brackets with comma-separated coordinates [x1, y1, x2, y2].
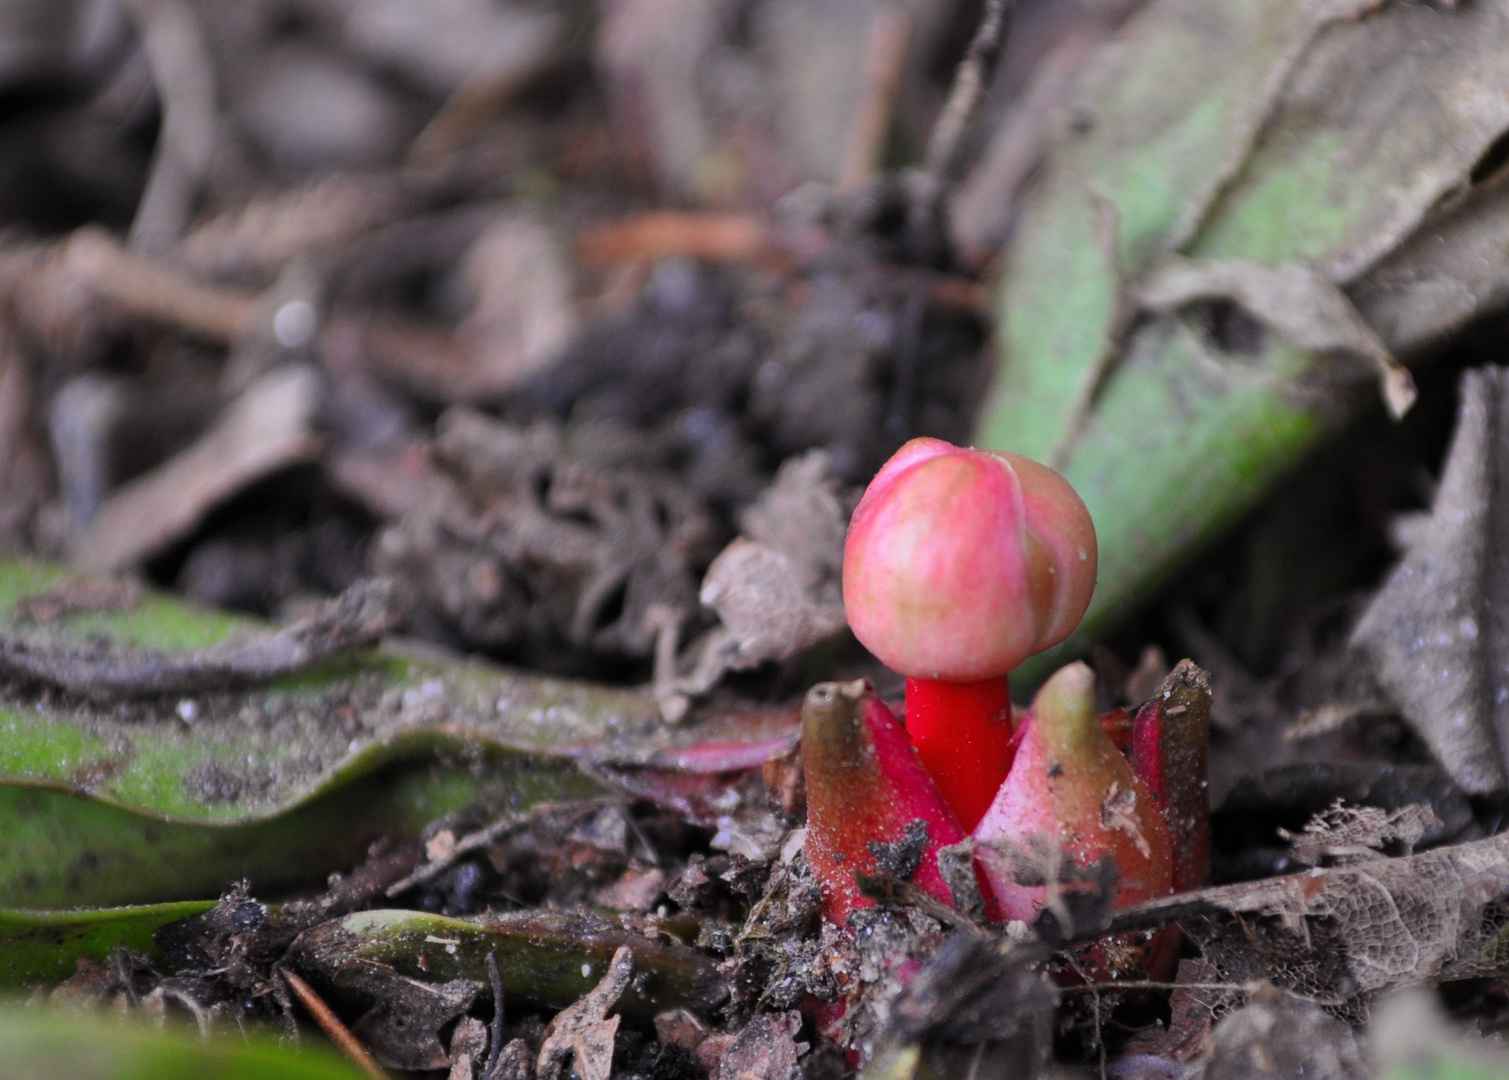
[7, 1, 1509, 1077]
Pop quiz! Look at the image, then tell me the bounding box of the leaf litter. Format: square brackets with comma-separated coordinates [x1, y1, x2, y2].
[12, 0, 1509, 1077]
[1354, 367, 1509, 795]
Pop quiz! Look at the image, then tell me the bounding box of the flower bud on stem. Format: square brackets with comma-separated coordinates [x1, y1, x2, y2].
[843, 438, 1096, 829]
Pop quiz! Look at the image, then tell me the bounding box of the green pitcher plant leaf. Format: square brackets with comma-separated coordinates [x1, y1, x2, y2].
[977, 0, 1509, 679]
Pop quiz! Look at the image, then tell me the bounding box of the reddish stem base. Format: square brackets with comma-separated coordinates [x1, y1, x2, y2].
[903, 676, 1014, 830]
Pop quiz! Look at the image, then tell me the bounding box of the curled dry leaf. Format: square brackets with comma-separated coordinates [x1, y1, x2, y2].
[72, 365, 322, 573]
[1352, 367, 1509, 794]
[657, 451, 848, 720]
[1136, 256, 1416, 417]
[536, 945, 633, 1080]
[1108, 829, 1509, 1014]
[0, 576, 400, 700]
[1200, 982, 1368, 1080]
[698, 538, 845, 665]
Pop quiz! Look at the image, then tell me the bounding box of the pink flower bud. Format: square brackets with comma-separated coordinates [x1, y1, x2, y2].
[843, 438, 1097, 683]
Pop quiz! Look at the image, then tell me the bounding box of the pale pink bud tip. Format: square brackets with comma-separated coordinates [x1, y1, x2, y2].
[842, 439, 1097, 682]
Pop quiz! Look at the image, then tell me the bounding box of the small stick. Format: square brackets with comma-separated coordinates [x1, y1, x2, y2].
[837, 6, 915, 194]
[924, 0, 1016, 187]
[280, 968, 387, 1080]
[484, 951, 505, 1080]
[385, 815, 522, 897]
[65, 229, 259, 342]
[410, 63, 546, 169]
[577, 212, 789, 270]
[384, 800, 613, 897]
[126, 0, 217, 253]
[1062, 979, 1255, 993]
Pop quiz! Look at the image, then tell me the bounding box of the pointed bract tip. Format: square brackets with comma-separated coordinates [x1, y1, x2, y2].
[1029, 661, 1099, 752]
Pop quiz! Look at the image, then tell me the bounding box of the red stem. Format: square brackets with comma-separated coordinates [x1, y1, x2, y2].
[902, 675, 1014, 830]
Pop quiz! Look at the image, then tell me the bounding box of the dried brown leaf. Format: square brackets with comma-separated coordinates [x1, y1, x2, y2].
[698, 539, 846, 669]
[72, 365, 322, 573]
[1201, 983, 1367, 1080]
[446, 1016, 490, 1080]
[1280, 801, 1440, 868]
[536, 945, 633, 1080]
[1111, 831, 1509, 1012]
[737, 450, 848, 591]
[715, 1010, 805, 1080]
[657, 452, 848, 719]
[1353, 172, 1509, 358]
[1136, 255, 1415, 417]
[1352, 366, 1509, 794]
[348, 973, 480, 1071]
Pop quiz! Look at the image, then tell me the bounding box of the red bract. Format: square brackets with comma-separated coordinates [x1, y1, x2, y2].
[800, 679, 969, 925]
[842, 437, 1096, 828]
[1131, 662, 1212, 894]
[973, 663, 1173, 922]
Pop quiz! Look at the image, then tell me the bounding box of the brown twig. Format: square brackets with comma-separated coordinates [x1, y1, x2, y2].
[410, 71, 535, 168]
[58, 230, 486, 402]
[924, 0, 1015, 187]
[410, 57, 553, 169]
[384, 800, 613, 897]
[65, 229, 258, 342]
[126, 0, 217, 253]
[577, 212, 795, 271]
[948, 31, 1100, 261]
[837, 6, 915, 194]
[1063, 979, 1257, 994]
[280, 967, 387, 1080]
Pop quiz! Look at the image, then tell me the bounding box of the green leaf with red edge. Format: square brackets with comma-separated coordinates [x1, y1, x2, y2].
[0, 556, 797, 909]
